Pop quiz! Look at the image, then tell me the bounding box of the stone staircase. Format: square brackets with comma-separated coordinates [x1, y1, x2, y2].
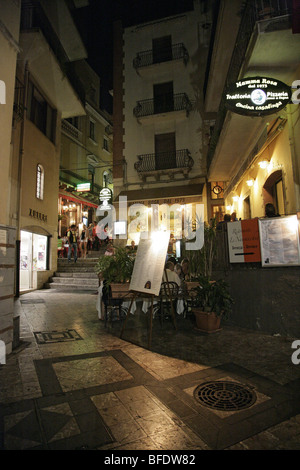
[46, 251, 103, 291]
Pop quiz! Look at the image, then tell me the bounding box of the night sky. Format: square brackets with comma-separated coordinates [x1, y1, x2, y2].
[72, 0, 194, 113]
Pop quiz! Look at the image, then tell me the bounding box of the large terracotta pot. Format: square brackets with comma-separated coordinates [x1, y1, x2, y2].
[193, 308, 222, 333]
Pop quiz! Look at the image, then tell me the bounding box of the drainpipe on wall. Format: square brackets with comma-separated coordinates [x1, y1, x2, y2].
[15, 61, 29, 297]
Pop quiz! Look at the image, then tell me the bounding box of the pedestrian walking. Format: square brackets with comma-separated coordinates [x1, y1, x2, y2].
[67, 224, 78, 262]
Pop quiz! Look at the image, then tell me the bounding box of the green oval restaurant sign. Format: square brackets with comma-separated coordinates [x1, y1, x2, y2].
[225, 76, 291, 116]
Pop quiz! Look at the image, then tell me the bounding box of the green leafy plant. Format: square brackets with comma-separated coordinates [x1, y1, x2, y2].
[95, 247, 135, 285]
[192, 275, 234, 318]
[182, 218, 217, 278]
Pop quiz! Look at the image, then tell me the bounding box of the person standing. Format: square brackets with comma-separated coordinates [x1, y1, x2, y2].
[67, 224, 78, 263]
[81, 224, 88, 259]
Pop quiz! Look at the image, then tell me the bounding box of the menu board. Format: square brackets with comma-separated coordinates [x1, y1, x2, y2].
[129, 231, 170, 296]
[227, 219, 261, 263]
[258, 215, 300, 267]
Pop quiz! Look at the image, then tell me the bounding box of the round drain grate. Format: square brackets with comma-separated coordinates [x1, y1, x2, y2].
[194, 380, 257, 411]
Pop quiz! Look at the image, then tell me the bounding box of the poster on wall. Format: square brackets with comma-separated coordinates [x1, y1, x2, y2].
[258, 215, 300, 267]
[227, 219, 261, 263]
[129, 231, 170, 296]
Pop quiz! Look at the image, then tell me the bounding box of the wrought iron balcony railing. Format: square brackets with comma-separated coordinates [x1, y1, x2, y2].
[134, 149, 194, 176]
[133, 43, 189, 69]
[133, 93, 192, 119]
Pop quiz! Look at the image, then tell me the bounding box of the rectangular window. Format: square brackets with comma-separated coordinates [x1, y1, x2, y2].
[89, 120, 95, 140]
[103, 137, 108, 151]
[27, 81, 56, 143]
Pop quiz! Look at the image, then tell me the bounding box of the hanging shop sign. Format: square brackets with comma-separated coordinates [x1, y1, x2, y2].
[99, 187, 112, 210]
[225, 76, 291, 116]
[76, 182, 90, 192]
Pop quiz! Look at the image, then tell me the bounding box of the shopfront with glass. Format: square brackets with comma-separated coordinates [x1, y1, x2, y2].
[20, 230, 48, 291]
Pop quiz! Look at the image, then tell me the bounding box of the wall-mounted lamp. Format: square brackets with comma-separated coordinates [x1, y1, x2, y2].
[246, 178, 254, 187]
[258, 160, 269, 169]
[232, 196, 239, 202]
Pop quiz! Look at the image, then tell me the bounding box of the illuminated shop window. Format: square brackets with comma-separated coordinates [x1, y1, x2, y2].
[36, 164, 44, 200]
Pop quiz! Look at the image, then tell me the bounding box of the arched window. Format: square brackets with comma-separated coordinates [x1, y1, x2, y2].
[36, 164, 44, 200]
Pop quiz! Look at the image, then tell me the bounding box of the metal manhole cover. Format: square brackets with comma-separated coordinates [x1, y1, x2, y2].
[194, 380, 257, 411]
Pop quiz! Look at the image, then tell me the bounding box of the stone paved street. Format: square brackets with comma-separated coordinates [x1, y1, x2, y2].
[1, 288, 300, 451]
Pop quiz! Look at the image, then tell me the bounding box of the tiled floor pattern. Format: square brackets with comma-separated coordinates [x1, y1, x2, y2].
[1, 290, 300, 450]
[2, 346, 300, 450]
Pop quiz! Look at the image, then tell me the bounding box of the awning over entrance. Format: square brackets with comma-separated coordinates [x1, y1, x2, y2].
[59, 191, 98, 208]
[115, 183, 204, 205]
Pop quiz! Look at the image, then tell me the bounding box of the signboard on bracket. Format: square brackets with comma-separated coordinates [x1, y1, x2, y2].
[225, 76, 291, 116]
[99, 187, 112, 210]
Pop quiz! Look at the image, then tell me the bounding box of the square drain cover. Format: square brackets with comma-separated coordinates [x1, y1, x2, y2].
[34, 329, 83, 344]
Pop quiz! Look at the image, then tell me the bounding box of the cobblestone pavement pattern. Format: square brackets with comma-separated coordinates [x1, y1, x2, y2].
[1, 289, 300, 451]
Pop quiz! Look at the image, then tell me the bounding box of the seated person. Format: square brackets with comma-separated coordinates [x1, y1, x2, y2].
[162, 261, 181, 286]
[181, 258, 190, 281]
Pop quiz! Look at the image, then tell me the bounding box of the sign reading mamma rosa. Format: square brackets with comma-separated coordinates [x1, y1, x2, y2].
[225, 76, 291, 116]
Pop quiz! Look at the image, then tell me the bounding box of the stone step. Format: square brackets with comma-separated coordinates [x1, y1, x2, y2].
[58, 258, 99, 265]
[49, 277, 99, 286]
[57, 266, 98, 272]
[45, 282, 97, 291]
[54, 272, 98, 279]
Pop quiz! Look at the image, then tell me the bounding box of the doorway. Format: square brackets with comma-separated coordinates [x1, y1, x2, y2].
[153, 82, 174, 114]
[155, 132, 176, 170]
[20, 231, 48, 291]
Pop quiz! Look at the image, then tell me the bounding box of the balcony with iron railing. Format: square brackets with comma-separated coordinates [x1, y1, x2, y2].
[134, 149, 194, 181]
[133, 93, 192, 124]
[133, 43, 189, 71]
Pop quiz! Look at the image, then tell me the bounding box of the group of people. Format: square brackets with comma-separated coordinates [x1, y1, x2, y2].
[217, 203, 280, 230]
[58, 221, 111, 262]
[162, 257, 190, 290]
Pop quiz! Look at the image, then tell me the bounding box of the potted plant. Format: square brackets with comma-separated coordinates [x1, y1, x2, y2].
[191, 275, 233, 333]
[95, 247, 135, 298]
